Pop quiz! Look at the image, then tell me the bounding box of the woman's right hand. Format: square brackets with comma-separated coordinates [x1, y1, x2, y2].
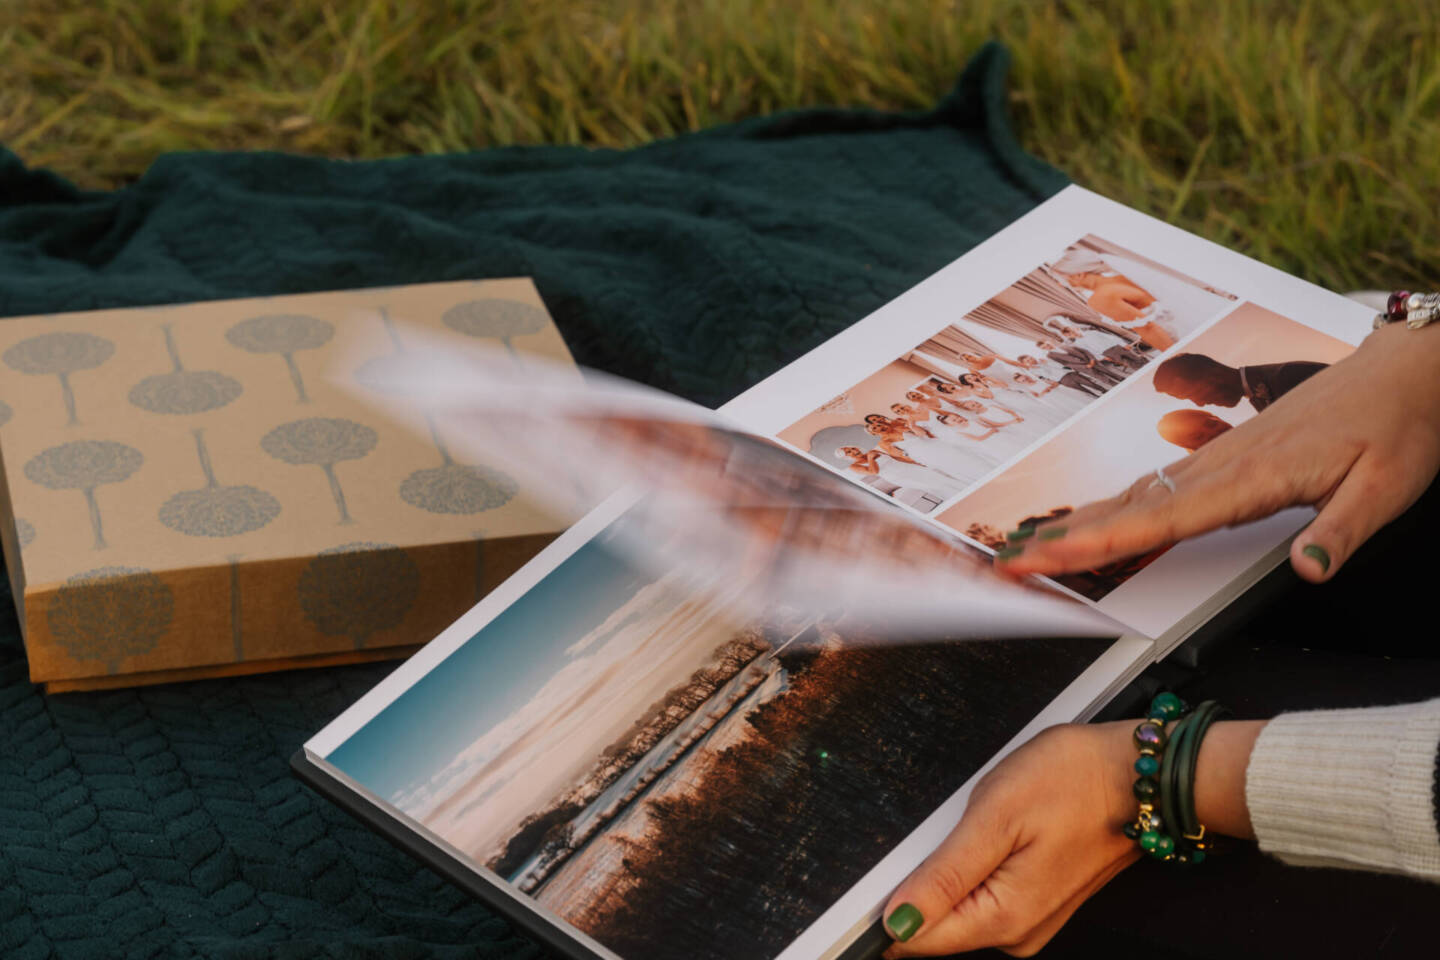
[1000, 320, 1440, 584]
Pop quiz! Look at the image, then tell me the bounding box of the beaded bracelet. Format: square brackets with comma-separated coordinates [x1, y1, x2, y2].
[1122, 692, 1187, 860]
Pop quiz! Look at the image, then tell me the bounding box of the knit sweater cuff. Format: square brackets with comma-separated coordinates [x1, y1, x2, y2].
[1244, 698, 1440, 879]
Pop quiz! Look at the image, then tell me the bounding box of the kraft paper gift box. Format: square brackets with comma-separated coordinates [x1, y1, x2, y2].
[0, 278, 573, 693]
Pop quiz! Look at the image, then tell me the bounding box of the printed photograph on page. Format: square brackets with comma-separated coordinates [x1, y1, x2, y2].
[777, 234, 1237, 514]
[941, 302, 1353, 600]
[323, 511, 1113, 960]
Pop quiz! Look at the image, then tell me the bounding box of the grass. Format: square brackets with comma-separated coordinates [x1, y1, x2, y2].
[2, 0, 1437, 290]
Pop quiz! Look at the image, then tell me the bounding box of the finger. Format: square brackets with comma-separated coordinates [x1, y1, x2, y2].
[996, 467, 1216, 577]
[1290, 456, 1428, 583]
[884, 839, 1131, 958]
[879, 794, 1014, 949]
[1000, 451, 1304, 578]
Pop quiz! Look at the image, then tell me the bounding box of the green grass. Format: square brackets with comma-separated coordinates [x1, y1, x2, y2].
[2, 0, 1437, 290]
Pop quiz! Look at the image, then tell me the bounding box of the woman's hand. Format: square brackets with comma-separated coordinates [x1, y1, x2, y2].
[880, 723, 1138, 957]
[880, 719, 1265, 957]
[999, 321, 1440, 583]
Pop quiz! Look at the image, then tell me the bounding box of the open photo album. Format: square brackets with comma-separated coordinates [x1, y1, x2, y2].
[293, 186, 1373, 960]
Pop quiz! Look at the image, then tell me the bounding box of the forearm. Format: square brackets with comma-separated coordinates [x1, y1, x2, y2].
[1244, 698, 1440, 878]
[1194, 719, 1265, 839]
[1099, 700, 1440, 879]
[1097, 718, 1263, 839]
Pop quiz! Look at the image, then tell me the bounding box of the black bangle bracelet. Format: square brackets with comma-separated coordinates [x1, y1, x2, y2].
[1158, 711, 1193, 843]
[1174, 700, 1230, 842]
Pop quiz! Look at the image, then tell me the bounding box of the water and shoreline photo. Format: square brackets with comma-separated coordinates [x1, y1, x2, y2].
[326, 517, 1112, 960]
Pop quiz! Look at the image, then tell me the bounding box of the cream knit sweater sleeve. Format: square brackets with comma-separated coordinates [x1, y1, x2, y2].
[1245, 698, 1440, 879]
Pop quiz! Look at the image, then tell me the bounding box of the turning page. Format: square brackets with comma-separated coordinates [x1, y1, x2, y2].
[723, 185, 1370, 645]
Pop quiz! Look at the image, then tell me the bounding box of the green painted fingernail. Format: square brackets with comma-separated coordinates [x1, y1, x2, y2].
[886, 902, 924, 942]
[1006, 526, 1036, 542]
[1302, 543, 1330, 574]
[1038, 526, 1068, 541]
[995, 545, 1024, 560]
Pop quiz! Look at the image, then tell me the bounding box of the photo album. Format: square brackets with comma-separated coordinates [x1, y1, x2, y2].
[292, 187, 1372, 960]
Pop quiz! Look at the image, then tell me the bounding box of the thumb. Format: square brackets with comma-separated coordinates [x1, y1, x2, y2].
[1291, 459, 1420, 583]
[881, 795, 1013, 952]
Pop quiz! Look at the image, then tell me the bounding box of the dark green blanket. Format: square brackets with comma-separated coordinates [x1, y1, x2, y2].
[0, 44, 1064, 959]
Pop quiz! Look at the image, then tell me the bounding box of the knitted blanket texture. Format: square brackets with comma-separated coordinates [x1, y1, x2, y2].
[0, 44, 1065, 959]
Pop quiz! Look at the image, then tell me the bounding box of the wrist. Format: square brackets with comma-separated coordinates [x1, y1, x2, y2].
[1101, 715, 1266, 843]
[1097, 720, 1149, 828]
[1192, 719, 1266, 839]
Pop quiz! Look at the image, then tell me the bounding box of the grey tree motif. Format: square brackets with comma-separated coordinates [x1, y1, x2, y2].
[3, 332, 115, 425]
[159, 430, 281, 537]
[128, 324, 243, 415]
[225, 314, 334, 403]
[24, 440, 143, 549]
[46, 565, 174, 674]
[441, 299, 546, 362]
[351, 306, 447, 396]
[261, 417, 377, 524]
[400, 416, 516, 515]
[0, 399, 11, 428]
[298, 542, 420, 649]
[351, 309, 518, 516]
[14, 517, 35, 548]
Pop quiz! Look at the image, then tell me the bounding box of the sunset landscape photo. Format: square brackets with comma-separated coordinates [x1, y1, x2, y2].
[327, 515, 1111, 960]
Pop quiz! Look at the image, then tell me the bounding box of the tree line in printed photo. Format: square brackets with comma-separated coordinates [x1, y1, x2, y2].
[324, 521, 1112, 960]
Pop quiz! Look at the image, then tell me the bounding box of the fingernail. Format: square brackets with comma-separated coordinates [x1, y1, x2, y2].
[1302, 543, 1330, 574]
[1038, 525, 1068, 541]
[1005, 526, 1036, 542]
[995, 545, 1024, 561]
[886, 903, 924, 942]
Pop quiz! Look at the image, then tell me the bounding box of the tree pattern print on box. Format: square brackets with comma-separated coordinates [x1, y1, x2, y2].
[2, 331, 115, 426]
[352, 305, 450, 397]
[261, 417, 377, 524]
[0, 399, 11, 428]
[159, 429, 281, 537]
[128, 324, 243, 415]
[352, 308, 520, 515]
[400, 417, 517, 515]
[298, 542, 419, 650]
[24, 440, 144, 549]
[45, 565, 175, 674]
[441, 298, 546, 363]
[14, 517, 35, 548]
[225, 314, 334, 403]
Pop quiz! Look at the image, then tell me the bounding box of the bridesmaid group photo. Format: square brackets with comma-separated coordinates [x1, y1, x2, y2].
[779, 235, 1237, 514]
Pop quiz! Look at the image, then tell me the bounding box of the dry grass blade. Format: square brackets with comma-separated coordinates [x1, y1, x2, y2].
[0, 0, 1435, 289]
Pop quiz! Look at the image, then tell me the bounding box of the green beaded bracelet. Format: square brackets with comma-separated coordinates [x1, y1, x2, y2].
[1123, 692, 1187, 859]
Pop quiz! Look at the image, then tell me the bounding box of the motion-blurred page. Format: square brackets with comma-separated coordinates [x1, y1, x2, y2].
[725, 186, 1369, 642]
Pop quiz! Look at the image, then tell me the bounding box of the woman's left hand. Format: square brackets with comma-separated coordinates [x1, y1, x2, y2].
[879, 722, 1140, 957]
[880, 717, 1264, 956]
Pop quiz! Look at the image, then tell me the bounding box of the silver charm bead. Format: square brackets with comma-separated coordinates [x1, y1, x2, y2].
[1407, 305, 1440, 330]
